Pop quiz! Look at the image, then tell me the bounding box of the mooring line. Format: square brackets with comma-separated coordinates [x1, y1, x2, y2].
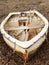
[13, 42, 16, 53]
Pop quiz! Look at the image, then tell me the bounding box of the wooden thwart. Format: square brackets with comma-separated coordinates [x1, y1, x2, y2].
[5, 23, 44, 31]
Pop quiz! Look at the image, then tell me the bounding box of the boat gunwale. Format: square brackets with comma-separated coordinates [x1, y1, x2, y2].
[0, 10, 48, 49]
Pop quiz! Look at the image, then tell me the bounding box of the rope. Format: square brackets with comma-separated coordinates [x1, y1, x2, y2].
[13, 42, 16, 53]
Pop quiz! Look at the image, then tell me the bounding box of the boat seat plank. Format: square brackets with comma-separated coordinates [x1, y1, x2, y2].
[5, 23, 44, 31]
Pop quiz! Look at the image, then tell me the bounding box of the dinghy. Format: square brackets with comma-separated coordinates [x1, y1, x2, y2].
[0, 10, 48, 61]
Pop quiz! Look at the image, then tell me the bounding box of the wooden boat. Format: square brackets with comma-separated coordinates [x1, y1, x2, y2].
[0, 10, 48, 61]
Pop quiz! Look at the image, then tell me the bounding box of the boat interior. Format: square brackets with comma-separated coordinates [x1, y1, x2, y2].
[4, 12, 45, 41]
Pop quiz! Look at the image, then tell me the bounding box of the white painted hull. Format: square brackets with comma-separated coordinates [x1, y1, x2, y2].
[0, 10, 48, 60]
[3, 34, 46, 54]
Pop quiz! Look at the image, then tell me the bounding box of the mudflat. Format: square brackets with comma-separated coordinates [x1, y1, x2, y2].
[0, 0, 49, 65]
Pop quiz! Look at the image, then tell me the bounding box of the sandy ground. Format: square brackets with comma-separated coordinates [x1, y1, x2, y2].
[0, 0, 49, 65]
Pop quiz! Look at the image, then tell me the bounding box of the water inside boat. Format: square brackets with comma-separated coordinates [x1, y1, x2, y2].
[4, 12, 45, 41]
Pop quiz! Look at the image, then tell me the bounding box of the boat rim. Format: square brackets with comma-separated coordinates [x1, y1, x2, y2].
[0, 10, 48, 49]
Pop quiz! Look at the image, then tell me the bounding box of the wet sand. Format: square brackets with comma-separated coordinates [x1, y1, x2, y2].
[0, 0, 49, 65]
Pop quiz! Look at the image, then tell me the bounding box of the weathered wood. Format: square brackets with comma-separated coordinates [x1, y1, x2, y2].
[5, 23, 44, 30]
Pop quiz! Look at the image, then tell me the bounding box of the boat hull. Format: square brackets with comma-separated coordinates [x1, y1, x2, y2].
[0, 10, 48, 60]
[3, 33, 46, 59]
